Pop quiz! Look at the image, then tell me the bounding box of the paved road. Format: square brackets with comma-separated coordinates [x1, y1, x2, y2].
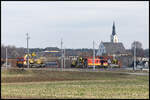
[126, 72, 149, 76]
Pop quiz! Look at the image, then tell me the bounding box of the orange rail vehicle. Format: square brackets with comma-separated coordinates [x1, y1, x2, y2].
[71, 56, 121, 68]
[87, 57, 101, 66]
[16, 57, 25, 68]
[87, 56, 108, 68]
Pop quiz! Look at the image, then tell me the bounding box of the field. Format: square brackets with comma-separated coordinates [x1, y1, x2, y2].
[1, 68, 149, 99]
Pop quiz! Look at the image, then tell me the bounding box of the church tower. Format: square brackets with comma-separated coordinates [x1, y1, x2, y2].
[111, 22, 118, 43]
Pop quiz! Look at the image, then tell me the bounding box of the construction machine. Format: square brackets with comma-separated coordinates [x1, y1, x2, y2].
[71, 56, 87, 68]
[71, 56, 121, 68]
[16, 52, 45, 68]
[109, 58, 121, 68]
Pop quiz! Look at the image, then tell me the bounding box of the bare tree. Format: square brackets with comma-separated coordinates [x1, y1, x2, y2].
[131, 41, 142, 49]
[1, 44, 26, 58]
[131, 41, 144, 57]
[1, 44, 6, 58]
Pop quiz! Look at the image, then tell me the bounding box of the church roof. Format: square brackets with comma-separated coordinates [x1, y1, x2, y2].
[102, 42, 126, 54]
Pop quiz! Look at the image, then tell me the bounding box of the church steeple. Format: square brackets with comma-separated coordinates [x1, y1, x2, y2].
[112, 21, 116, 35]
[111, 21, 118, 43]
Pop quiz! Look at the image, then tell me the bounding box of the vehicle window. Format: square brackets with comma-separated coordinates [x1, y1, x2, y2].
[96, 60, 99, 63]
[99, 57, 103, 59]
[46, 62, 57, 66]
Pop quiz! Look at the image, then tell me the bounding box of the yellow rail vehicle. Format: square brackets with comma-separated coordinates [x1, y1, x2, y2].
[16, 52, 45, 68]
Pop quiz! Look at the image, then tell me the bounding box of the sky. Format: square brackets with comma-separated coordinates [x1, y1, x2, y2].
[1, 1, 149, 49]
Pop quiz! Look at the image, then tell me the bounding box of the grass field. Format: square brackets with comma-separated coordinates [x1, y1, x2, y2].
[1, 68, 149, 99]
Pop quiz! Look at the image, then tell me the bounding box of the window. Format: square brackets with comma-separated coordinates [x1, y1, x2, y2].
[96, 60, 99, 63]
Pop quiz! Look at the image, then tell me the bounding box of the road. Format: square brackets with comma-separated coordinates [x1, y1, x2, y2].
[126, 72, 149, 76]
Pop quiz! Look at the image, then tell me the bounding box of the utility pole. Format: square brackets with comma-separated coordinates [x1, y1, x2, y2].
[133, 41, 136, 71]
[93, 40, 95, 70]
[64, 48, 65, 68]
[26, 33, 30, 68]
[61, 38, 63, 69]
[6, 47, 7, 69]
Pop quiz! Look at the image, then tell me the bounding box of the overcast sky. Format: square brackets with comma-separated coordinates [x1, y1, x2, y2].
[1, 1, 149, 49]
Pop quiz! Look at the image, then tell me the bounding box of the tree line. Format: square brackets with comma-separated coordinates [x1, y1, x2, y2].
[1, 41, 149, 59]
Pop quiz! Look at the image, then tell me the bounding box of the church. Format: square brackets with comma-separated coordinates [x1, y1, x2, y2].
[96, 22, 128, 56]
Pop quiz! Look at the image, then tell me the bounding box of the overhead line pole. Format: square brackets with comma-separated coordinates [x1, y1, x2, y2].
[26, 33, 30, 68]
[6, 47, 7, 69]
[133, 41, 136, 71]
[64, 47, 65, 68]
[93, 40, 95, 70]
[61, 38, 63, 70]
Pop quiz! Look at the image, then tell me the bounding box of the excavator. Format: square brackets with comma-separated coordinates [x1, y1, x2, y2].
[16, 52, 45, 68]
[71, 56, 87, 68]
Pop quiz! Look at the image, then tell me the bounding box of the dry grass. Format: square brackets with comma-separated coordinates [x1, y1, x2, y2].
[1, 68, 149, 99]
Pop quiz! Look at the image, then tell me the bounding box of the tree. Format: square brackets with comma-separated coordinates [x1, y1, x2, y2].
[1, 44, 27, 58]
[131, 41, 144, 57]
[144, 49, 149, 57]
[1, 44, 6, 58]
[131, 41, 142, 49]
